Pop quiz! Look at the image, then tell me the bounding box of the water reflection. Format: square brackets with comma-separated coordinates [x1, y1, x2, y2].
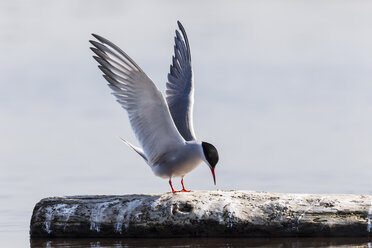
[30, 237, 372, 248]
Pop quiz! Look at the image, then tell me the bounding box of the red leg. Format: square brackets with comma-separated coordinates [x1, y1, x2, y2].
[169, 179, 179, 193]
[181, 177, 191, 192]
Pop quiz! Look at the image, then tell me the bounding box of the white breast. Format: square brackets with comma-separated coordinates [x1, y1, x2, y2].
[151, 141, 204, 179]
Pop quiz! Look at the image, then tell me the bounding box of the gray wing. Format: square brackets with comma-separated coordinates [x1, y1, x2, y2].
[90, 34, 185, 165]
[166, 21, 196, 141]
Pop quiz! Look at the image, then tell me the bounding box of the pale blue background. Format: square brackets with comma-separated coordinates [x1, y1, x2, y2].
[1, 0, 372, 246]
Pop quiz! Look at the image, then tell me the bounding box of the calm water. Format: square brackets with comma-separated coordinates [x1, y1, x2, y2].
[2, 1, 372, 247]
[29, 238, 372, 248]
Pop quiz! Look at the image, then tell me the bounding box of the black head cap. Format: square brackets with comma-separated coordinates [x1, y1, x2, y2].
[202, 142, 219, 168]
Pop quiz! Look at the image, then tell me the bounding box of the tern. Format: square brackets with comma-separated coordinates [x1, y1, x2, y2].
[89, 21, 219, 193]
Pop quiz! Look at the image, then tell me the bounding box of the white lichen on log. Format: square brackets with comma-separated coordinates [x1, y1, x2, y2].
[30, 191, 372, 238]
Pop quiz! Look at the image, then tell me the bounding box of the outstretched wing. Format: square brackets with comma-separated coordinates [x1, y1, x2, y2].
[90, 34, 185, 164]
[166, 21, 196, 141]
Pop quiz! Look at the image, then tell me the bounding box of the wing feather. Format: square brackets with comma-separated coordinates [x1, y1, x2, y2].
[166, 21, 196, 141]
[90, 34, 185, 164]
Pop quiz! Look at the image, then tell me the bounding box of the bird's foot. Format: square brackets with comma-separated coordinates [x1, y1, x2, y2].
[169, 179, 180, 193]
[171, 190, 181, 194]
[180, 178, 191, 192]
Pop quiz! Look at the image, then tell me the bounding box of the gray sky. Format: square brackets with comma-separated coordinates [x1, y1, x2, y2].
[1, 1, 372, 244]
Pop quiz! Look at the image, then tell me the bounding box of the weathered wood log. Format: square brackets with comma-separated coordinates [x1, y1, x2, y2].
[30, 190, 372, 238]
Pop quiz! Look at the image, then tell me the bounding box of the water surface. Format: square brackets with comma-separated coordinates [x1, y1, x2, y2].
[29, 237, 372, 248]
[2, 1, 372, 247]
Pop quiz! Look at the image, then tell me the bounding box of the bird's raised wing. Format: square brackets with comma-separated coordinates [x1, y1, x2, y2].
[90, 34, 185, 164]
[166, 21, 196, 141]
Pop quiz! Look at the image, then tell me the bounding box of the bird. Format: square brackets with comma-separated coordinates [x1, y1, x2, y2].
[89, 21, 219, 193]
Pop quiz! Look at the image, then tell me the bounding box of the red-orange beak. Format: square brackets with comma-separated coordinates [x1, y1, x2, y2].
[210, 168, 216, 185]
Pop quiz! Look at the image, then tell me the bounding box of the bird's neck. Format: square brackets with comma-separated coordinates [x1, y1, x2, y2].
[185, 140, 205, 160]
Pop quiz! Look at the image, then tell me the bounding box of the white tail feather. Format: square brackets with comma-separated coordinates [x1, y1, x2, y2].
[119, 137, 148, 162]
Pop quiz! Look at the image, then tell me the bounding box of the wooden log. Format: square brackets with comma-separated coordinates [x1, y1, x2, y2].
[30, 190, 372, 238]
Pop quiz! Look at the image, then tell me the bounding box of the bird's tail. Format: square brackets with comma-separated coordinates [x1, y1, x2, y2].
[119, 137, 148, 162]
